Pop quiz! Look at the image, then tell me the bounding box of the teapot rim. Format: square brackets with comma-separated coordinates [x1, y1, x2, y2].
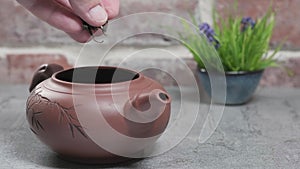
[51, 66, 143, 87]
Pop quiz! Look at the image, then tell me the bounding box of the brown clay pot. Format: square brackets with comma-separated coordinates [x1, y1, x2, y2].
[26, 64, 171, 164]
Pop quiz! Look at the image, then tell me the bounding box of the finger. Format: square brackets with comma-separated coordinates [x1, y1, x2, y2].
[53, 0, 72, 10]
[21, 0, 83, 34]
[16, 0, 37, 9]
[69, 0, 108, 27]
[102, 0, 120, 19]
[67, 31, 93, 43]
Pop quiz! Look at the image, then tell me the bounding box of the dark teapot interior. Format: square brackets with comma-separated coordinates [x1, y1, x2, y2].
[55, 67, 140, 84]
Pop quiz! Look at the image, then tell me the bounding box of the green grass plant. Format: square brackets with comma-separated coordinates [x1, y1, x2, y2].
[180, 3, 282, 72]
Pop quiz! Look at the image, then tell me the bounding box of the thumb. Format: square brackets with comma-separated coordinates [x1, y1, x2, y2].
[69, 0, 108, 27]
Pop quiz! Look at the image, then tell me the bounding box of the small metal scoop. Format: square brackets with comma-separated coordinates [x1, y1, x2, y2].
[82, 20, 108, 43]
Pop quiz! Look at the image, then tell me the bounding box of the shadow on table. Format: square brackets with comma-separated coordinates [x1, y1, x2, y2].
[9, 126, 144, 169]
[42, 153, 144, 169]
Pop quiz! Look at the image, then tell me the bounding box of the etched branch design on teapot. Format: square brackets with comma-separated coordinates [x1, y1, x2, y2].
[26, 87, 87, 139]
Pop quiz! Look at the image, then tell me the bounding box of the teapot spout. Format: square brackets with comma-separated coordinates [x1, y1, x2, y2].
[125, 89, 171, 124]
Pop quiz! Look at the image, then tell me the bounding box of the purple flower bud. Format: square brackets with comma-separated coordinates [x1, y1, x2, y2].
[198, 23, 220, 49]
[241, 17, 252, 24]
[208, 35, 215, 42]
[241, 17, 256, 31]
[199, 23, 210, 32]
[206, 28, 215, 36]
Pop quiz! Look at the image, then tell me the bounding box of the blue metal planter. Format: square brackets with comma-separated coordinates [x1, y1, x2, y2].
[198, 68, 264, 105]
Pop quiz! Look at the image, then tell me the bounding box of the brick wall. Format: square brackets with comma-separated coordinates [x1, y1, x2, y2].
[1, 0, 198, 46]
[0, 0, 299, 86]
[216, 0, 300, 50]
[2, 0, 299, 49]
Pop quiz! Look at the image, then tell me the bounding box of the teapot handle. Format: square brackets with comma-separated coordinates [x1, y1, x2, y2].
[29, 64, 64, 92]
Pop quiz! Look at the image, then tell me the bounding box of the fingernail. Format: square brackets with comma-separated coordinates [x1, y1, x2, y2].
[88, 5, 108, 24]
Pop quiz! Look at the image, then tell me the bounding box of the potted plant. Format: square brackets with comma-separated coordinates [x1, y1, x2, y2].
[179, 5, 282, 105]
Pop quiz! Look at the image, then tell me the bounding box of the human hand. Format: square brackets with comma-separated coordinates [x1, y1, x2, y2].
[17, 0, 120, 42]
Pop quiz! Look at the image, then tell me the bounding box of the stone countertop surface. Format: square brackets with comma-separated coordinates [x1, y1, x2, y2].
[1, 85, 300, 169]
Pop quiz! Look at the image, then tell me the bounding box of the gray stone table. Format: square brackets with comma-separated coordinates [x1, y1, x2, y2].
[1, 85, 300, 169]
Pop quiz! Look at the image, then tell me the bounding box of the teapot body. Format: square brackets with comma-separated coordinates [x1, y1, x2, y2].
[26, 65, 171, 163]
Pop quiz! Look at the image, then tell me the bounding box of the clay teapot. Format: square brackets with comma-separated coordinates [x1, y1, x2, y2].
[26, 64, 171, 164]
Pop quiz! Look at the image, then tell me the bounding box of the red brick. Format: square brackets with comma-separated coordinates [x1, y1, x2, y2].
[216, 0, 300, 49]
[119, 0, 198, 15]
[1, 52, 300, 87]
[6, 54, 72, 83]
[260, 58, 300, 87]
[0, 57, 9, 83]
[185, 57, 300, 88]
